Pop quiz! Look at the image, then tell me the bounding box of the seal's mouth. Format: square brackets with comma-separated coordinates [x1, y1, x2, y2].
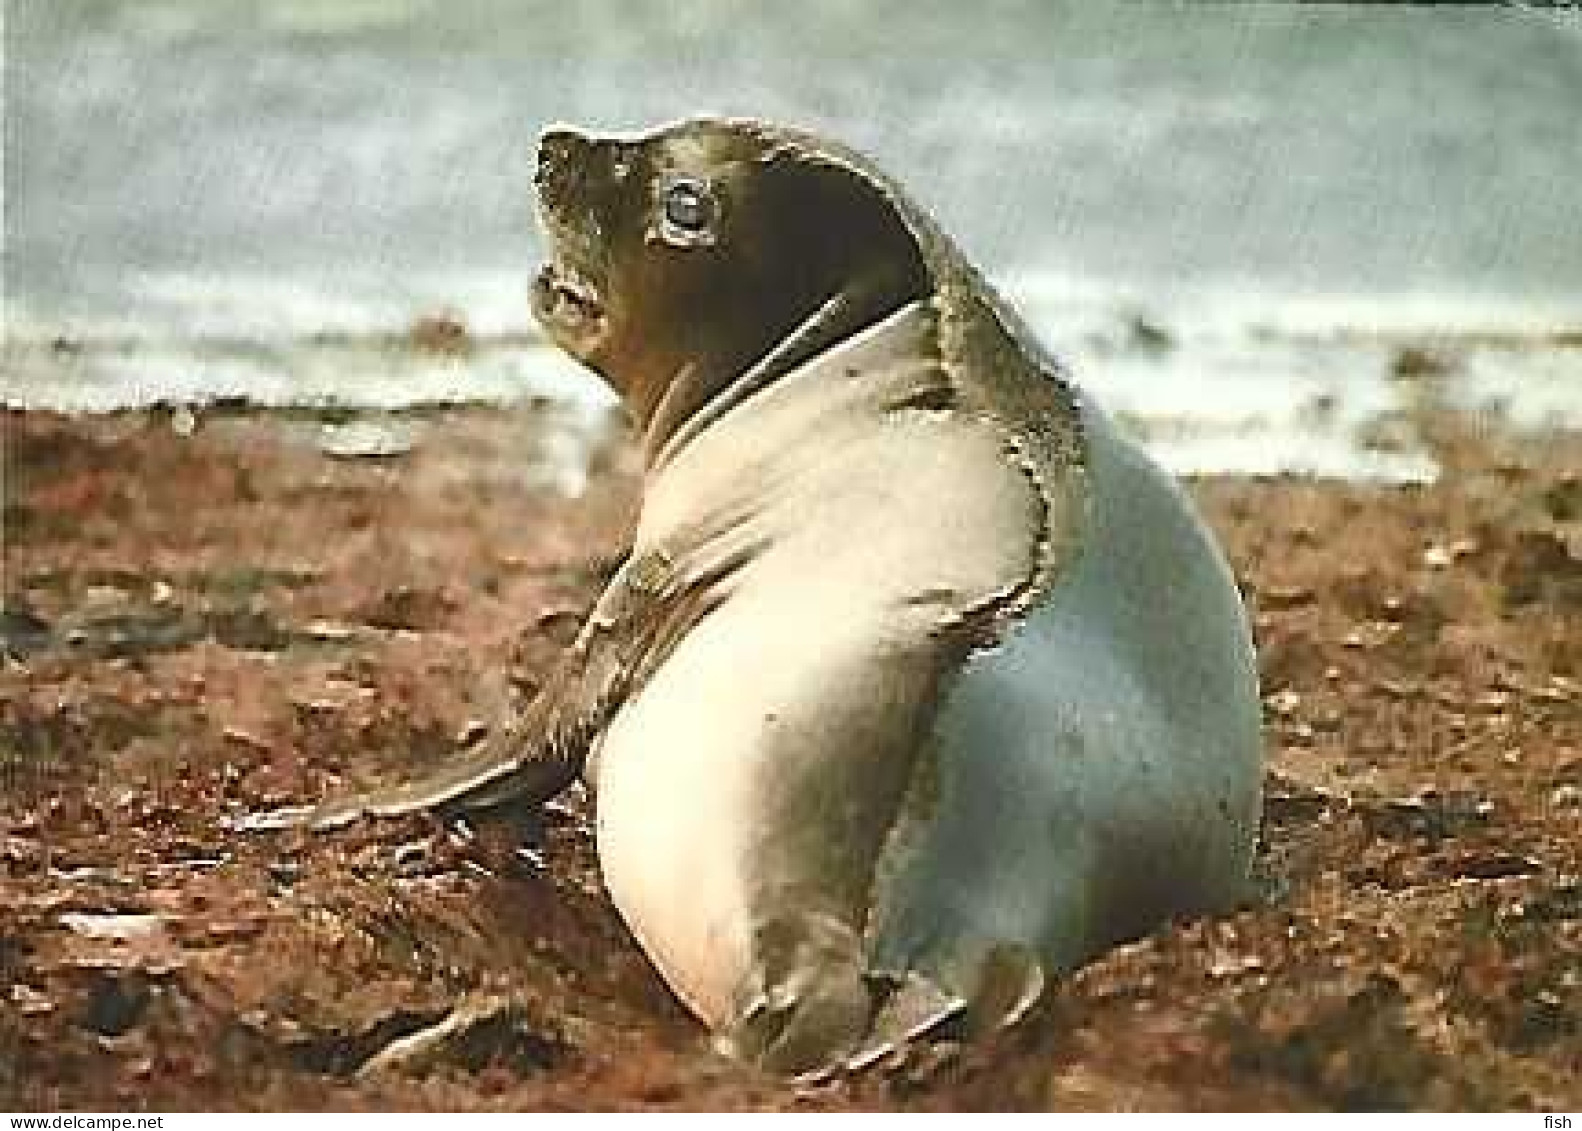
[532, 259, 608, 354]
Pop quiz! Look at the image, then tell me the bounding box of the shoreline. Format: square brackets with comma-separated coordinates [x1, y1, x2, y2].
[1, 403, 1578, 1109]
[8, 311, 1578, 485]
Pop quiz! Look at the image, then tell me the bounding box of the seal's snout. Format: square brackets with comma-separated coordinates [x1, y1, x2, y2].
[535, 128, 592, 207]
[537, 127, 632, 214]
[537, 128, 584, 170]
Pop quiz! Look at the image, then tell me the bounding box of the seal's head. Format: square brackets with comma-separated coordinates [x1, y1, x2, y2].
[531, 119, 931, 447]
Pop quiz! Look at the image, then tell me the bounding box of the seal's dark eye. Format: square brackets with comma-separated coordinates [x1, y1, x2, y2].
[664, 180, 712, 229]
[657, 176, 718, 246]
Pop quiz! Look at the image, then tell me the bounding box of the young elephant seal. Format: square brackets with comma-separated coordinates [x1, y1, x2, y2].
[287, 118, 1263, 1076]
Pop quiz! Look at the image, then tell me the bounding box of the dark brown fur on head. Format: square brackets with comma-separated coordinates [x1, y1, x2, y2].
[531, 119, 932, 456]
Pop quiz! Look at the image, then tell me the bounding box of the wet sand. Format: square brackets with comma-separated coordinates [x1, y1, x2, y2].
[1, 403, 1577, 1110]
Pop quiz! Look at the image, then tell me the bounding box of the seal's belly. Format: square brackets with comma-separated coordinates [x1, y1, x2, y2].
[592, 615, 755, 1027]
[594, 598, 891, 1028]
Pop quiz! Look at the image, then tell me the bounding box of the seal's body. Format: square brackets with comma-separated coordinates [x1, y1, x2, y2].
[594, 304, 1260, 1067]
[289, 118, 1263, 1075]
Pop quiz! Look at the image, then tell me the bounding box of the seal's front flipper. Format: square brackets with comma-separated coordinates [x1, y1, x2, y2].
[838, 946, 1042, 1075]
[963, 942, 1045, 1037]
[832, 943, 1043, 1076]
[719, 913, 874, 1078]
[843, 973, 965, 1073]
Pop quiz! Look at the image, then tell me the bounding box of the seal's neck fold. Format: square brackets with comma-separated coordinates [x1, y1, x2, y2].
[641, 283, 928, 474]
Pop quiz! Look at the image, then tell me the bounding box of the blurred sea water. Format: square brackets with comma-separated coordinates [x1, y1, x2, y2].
[5, 0, 1581, 478]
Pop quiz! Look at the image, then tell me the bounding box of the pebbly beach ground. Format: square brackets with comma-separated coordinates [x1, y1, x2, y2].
[1, 394, 1577, 1111]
